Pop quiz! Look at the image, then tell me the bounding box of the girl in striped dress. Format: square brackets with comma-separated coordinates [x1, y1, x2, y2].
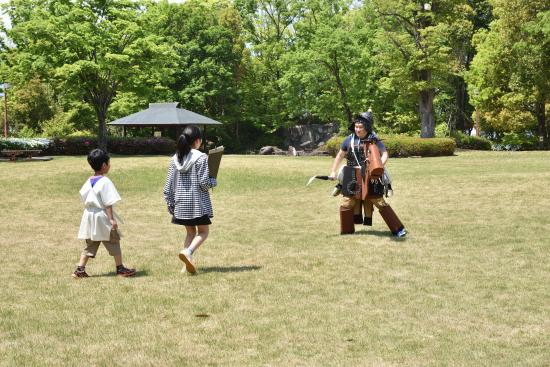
[163, 125, 217, 274]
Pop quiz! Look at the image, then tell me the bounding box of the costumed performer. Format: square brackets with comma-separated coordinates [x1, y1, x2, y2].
[328, 111, 407, 237]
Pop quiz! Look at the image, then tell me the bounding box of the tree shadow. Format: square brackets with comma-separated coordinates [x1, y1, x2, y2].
[198, 265, 262, 274]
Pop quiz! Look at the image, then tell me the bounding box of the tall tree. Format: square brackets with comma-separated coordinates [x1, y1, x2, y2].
[1, 0, 177, 149]
[236, 0, 303, 131]
[371, 0, 473, 137]
[467, 0, 549, 148]
[147, 0, 248, 148]
[279, 0, 377, 127]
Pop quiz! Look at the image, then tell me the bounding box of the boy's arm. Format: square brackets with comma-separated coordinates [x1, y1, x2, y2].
[105, 205, 118, 230]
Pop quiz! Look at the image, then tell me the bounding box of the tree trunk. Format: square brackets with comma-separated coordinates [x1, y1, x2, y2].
[535, 98, 547, 149]
[96, 106, 108, 151]
[454, 76, 467, 132]
[418, 69, 435, 138]
[419, 88, 435, 138]
[328, 53, 352, 125]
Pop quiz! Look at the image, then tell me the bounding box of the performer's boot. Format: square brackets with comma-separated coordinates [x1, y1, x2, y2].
[363, 200, 373, 226]
[339, 206, 355, 235]
[353, 201, 363, 224]
[379, 206, 405, 236]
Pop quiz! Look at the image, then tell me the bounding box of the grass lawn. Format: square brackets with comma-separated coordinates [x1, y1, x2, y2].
[1, 151, 549, 366]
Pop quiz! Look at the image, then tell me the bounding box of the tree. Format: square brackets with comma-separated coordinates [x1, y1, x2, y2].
[1, 0, 177, 149]
[279, 0, 378, 127]
[371, 0, 474, 137]
[236, 0, 303, 131]
[467, 0, 549, 148]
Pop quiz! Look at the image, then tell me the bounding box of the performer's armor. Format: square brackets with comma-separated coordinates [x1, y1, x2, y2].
[345, 133, 378, 167]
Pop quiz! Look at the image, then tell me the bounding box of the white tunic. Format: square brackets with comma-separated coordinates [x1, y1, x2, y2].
[77, 176, 123, 241]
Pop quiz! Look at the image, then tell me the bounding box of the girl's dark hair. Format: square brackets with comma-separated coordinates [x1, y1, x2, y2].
[87, 148, 110, 171]
[177, 125, 203, 161]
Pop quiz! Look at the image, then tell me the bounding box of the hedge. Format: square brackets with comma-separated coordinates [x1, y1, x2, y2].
[1, 137, 176, 155]
[326, 135, 456, 158]
[0, 138, 52, 151]
[452, 132, 492, 150]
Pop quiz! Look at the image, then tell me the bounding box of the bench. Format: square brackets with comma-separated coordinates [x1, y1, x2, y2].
[1, 149, 43, 162]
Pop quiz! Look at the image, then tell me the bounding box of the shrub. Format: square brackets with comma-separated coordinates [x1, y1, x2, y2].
[386, 136, 456, 157]
[493, 132, 538, 151]
[452, 132, 492, 150]
[40, 111, 76, 137]
[326, 135, 344, 157]
[0, 137, 52, 151]
[326, 135, 456, 158]
[43, 136, 176, 155]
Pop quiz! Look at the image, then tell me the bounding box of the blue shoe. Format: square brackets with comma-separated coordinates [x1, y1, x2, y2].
[395, 228, 407, 238]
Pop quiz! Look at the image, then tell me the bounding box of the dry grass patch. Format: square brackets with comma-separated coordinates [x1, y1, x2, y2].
[0, 151, 549, 366]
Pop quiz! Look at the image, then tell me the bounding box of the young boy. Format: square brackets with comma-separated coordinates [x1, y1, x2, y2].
[72, 149, 136, 278]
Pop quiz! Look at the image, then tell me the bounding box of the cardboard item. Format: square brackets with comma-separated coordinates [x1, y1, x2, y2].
[208, 146, 224, 178]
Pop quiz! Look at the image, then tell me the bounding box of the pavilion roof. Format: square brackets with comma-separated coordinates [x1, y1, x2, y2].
[108, 103, 222, 126]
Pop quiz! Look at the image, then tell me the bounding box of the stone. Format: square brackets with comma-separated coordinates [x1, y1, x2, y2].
[259, 146, 274, 155]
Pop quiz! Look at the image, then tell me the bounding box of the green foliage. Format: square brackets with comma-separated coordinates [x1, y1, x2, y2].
[40, 110, 77, 137]
[370, 0, 475, 137]
[2, 0, 178, 148]
[325, 135, 344, 157]
[435, 122, 450, 137]
[383, 136, 456, 157]
[5, 78, 55, 134]
[0, 0, 547, 151]
[467, 0, 549, 147]
[326, 134, 456, 157]
[494, 132, 539, 151]
[452, 131, 492, 150]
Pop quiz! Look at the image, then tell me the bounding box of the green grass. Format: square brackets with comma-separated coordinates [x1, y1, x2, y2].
[1, 151, 549, 366]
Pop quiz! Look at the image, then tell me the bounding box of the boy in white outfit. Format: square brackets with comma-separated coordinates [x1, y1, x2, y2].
[72, 149, 136, 278]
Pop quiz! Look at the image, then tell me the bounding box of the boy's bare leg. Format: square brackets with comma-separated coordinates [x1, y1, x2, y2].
[78, 254, 90, 267]
[113, 254, 123, 267]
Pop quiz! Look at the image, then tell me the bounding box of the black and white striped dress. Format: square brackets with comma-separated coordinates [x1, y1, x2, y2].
[163, 153, 217, 223]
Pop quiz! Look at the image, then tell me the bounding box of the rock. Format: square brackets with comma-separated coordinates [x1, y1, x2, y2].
[259, 146, 284, 155]
[286, 123, 340, 152]
[259, 146, 274, 155]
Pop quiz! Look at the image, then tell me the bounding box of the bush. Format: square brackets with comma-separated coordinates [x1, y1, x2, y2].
[493, 132, 539, 151]
[384, 136, 456, 157]
[326, 135, 456, 158]
[326, 135, 344, 157]
[43, 136, 176, 155]
[40, 111, 76, 137]
[0, 137, 52, 151]
[452, 132, 492, 150]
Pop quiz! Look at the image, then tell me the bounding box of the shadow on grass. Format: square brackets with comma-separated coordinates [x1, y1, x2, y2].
[198, 265, 262, 274]
[89, 269, 150, 278]
[332, 229, 408, 241]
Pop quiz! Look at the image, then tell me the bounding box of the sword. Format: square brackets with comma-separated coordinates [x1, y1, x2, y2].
[306, 175, 331, 186]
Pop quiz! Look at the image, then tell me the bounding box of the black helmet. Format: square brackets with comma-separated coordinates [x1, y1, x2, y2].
[348, 110, 373, 133]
